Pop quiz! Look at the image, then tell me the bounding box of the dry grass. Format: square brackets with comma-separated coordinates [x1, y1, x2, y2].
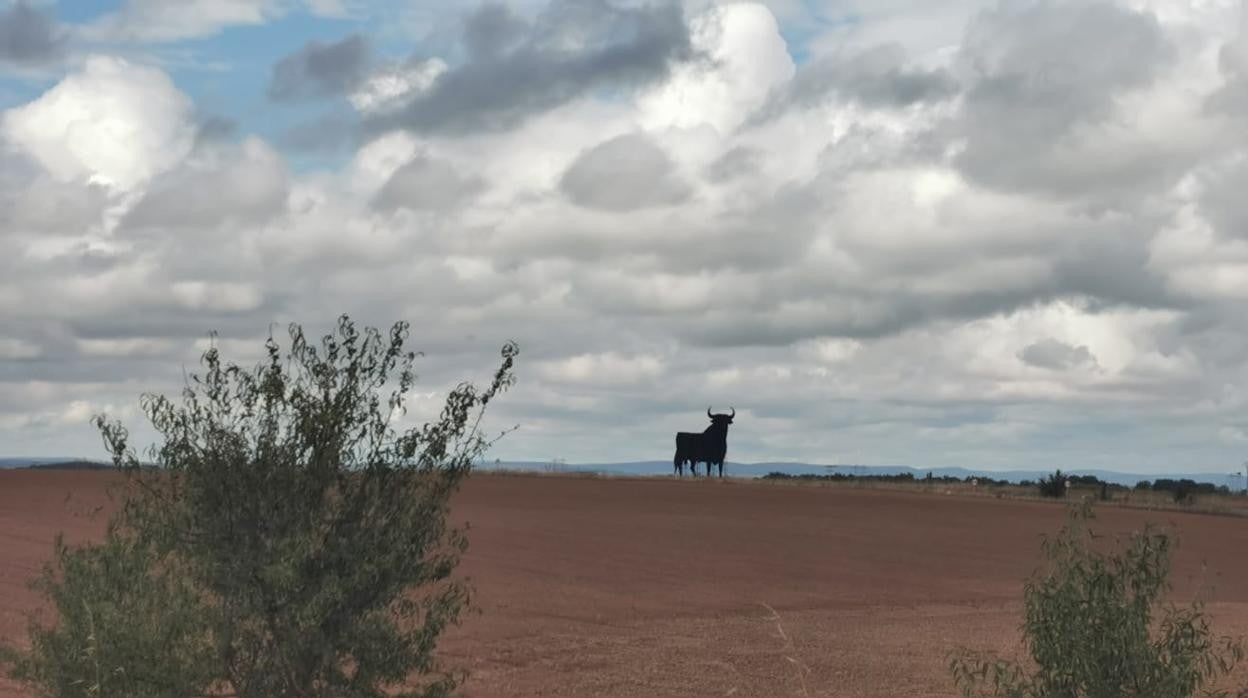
[473, 467, 1248, 519]
[753, 477, 1248, 518]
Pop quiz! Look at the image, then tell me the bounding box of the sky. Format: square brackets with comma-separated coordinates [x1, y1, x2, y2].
[4, 0, 1248, 475]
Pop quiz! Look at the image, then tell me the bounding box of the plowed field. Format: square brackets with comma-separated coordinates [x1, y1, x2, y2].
[4, 470, 1248, 696]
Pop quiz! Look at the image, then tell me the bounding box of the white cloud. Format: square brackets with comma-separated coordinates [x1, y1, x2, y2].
[76, 337, 176, 358]
[639, 2, 795, 133]
[9, 0, 1248, 475]
[536, 352, 666, 386]
[1, 56, 194, 191]
[349, 58, 447, 114]
[82, 0, 279, 42]
[170, 281, 264, 313]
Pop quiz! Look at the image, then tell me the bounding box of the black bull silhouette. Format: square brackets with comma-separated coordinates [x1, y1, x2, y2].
[674, 407, 735, 477]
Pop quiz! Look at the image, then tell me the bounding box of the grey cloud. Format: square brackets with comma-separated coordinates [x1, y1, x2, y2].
[268, 34, 371, 101]
[373, 154, 484, 212]
[670, 284, 1044, 348]
[952, 1, 1175, 196]
[1049, 227, 1180, 312]
[0, 1, 63, 65]
[754, 43, 957, 122]
[1197, 157, 1248, 240]
[3, 180, 109, 234]
[122, 141, 289, 231]
[1019, 338, 1097, 371]
[365, 0, 693, 134]
[0, 150, 108, 235]
[0, 164, 110, 235]
[1208, 28, 1248, 115]
[817, 123, 943, 173]
[463, 2, 527, 60]
[560, 132, 690, 211]
[705, 146, 761, 183]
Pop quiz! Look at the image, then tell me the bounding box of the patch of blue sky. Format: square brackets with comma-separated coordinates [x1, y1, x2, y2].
[167, 11, 366, 171]
[52, 0, 121, 24]
[0, 76, 50, 110]
[776, 6, 862, 65]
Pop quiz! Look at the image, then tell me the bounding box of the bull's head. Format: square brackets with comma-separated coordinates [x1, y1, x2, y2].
[707, 406, 735, 425]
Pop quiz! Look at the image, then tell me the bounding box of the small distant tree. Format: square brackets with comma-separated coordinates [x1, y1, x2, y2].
[2, 316, 518, 697]
[949, 503, 1244, 697]
[1037, 469, 1067, 498]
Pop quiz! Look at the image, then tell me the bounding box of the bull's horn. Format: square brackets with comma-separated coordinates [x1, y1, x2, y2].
[707, 406, 713, 419]
[729, 406, 735, 418]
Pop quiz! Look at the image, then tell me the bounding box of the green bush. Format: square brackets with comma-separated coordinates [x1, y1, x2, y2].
[2, 316, 518, 697]
[949, 503, 1244, 697]
[1037, 469, 1067, 498]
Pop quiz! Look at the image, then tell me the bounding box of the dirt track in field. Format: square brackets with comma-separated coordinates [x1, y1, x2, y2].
[4, 470, 1248, 696]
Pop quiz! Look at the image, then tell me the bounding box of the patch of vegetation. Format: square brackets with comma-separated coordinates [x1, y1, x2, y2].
[1135, 478, 1232, 505]
[761, 472, 1015, 486]
[24, 460, 112, 470]
[1, 316, 518, 697]
[1037, 469, 1068, 498]
[949, 503, 1244, 697]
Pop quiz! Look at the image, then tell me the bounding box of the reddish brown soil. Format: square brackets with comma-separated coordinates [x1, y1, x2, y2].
[4, 470, 1248, 696]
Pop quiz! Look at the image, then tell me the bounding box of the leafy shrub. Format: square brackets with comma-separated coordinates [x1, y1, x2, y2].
[2, 316, 518, 697]
[1037, 469, 1067, 498]
[949, 503, 1244, 697]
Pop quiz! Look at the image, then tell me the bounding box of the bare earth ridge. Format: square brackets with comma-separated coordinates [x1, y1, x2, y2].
[3, 470, 1248, 696]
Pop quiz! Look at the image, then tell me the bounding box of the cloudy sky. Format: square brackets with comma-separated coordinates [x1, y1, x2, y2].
[5, 0, 1248, 474]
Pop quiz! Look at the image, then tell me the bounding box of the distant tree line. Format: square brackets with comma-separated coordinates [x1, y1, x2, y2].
[24, 460, 112, 471]
[1134, 478, 1232, 503]
[762, 470, 1241, 505]
[762, 472, 1014, 486]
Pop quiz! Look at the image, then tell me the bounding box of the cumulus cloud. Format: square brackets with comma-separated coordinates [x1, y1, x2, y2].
[560, 132, 690, 211]
[268, 34, 372, 102]
[11, 0, 1248, 474]
[1208, 10, 1248, 115]
[365, 0, 694, 134]
[349, 58, 447, 114]
[754, 43, 958, 121]
[0, 1, 63, 66]
[0, 151, 111, 234]
[951, 0, 1177, 197]
[640, 2, 794, 133]
[1019, 338, 1099, 371]
[122, 137, 289, 230]
[536, 352, 666, 386]
[373, 153, 483, 212]
[1, 56, 195, 190]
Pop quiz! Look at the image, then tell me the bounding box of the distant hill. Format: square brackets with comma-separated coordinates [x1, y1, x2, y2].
[25, 460, 112, 471]
[0, 457, 85, 469]
[479, 460, 1248, 491]
[3, 456, 1244, 492]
